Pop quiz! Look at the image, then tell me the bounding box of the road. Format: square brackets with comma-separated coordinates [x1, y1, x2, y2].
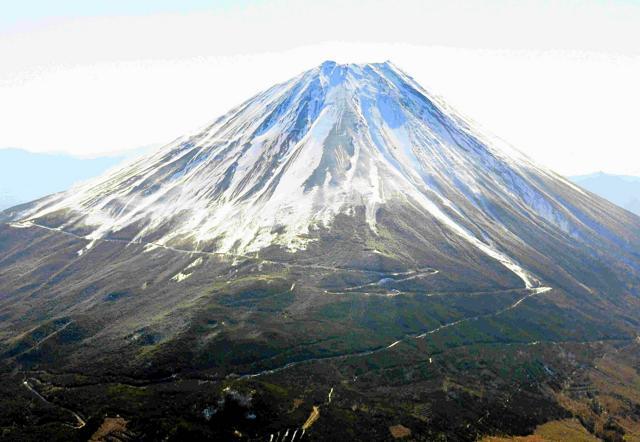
[8, 221, 436, 276]
[9, 221, 553, 384]
[22, 379, 86, 429]
[241, 284, 553, 379]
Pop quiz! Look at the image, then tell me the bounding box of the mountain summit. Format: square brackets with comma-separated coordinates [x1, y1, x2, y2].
[2, 62, 640, 440]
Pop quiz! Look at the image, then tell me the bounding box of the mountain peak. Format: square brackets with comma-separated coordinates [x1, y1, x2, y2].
[311, 59, 408, 85]
[317, 59, 394, 68]
[319, 59, 337, 70]
[9, 61, 615, 290]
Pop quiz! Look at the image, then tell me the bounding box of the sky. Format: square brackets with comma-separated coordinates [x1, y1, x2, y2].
[1, 0, 639, 176]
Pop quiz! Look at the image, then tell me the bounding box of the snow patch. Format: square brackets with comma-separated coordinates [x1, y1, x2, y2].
[172, 272, 191, 282]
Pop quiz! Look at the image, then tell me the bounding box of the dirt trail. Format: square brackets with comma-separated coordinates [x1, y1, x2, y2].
[241, 285, 553, 379]
[302, 406, 320, 430]
[11, 222, 554, 386]
[22, 379, 86, 429]
[12, 222, 434, 276]
[324, 268, 439, 296]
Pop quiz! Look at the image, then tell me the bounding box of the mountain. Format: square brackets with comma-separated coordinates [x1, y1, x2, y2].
[570, 172, 640, 216]
[2, 61, 640, 441]
[0, 146, 156, 210]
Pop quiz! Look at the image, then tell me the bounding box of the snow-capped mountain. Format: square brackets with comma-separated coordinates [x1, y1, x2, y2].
[7, 61, 639, 291]
[3, 62, 640, 441]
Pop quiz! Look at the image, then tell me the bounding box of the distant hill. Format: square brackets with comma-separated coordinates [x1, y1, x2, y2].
[570, 172, 640, 215]
[0, 147, 154, 210]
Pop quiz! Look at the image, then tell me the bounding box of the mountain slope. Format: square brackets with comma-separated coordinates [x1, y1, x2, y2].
[6, 61, 639, 289]
[1, 61, 640, 441]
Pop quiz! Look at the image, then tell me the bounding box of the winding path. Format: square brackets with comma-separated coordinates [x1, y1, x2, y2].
[240, 285, 552, 379]
[7, 221, 553, 385]
[8, 221, 430, 276]
[22, 379, 86, 429]
[323, 267, 439, 296]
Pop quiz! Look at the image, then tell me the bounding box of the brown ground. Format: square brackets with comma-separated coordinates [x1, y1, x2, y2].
[89, 416, 131, 442]
[292, 398, 304, 410]
[482, 419, 599, 442]
[555, 344, 640, 441]
[302, 405, 320, 430]
[389, 424, 412, 439]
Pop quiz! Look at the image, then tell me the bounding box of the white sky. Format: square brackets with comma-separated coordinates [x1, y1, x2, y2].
[1, 0, 639, 175]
